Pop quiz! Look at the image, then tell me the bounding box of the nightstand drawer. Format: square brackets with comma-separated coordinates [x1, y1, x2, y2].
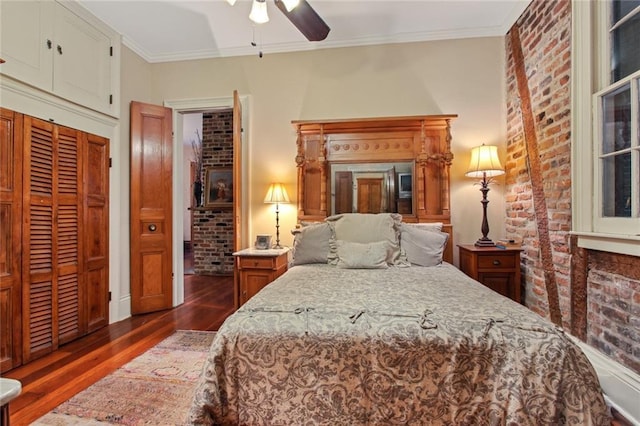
[238, 256, 278, 269]
[477, 254, 516, 269]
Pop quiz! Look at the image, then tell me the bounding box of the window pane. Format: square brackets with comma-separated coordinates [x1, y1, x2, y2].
[602, 85, 631, 153]
[602, 153, 632, 217]
[612, 12, 640, 82]
[612, 0, 640, 23]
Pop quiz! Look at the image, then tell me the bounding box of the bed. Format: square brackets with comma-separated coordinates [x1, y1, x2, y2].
[188, 214, 610, 425]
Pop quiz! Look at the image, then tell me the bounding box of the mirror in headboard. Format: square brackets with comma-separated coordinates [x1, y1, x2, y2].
[330, 161, 413, 215]
[292, 115, 458, 262]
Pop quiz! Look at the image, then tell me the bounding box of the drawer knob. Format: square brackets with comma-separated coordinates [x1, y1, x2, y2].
[493, 260, 501, 266]
[254, 261, 259, 267]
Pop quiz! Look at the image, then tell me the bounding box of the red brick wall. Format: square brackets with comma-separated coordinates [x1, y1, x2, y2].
[505, 0, 639, 374]
[505, 0, 572, 324]
[192, 110, 235, 275]
[587, 252, 640, 373]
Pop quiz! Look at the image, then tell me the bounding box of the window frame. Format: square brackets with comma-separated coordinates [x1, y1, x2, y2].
[571, 0, 640, 256]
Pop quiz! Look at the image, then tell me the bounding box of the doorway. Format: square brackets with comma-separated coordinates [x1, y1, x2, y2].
[165, 95, 249, 307]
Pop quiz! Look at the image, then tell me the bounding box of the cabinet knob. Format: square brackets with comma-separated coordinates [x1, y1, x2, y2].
[46, 39, 52, 49]
[57, 45, 63, 55]
[148, 224, 157, 232]
[253, 261, 259, 267]
[493, 260, 501, 266]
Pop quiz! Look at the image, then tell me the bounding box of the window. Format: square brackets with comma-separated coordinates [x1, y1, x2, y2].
[572, 0, 640, 255]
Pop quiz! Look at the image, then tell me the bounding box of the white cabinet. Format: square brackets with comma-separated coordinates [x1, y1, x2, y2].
[0, 1, 119, 117]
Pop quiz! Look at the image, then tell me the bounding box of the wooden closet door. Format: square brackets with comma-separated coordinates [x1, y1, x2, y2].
[84, 133, 109, 332]
[0, 108, 23, 372]
[22, 117, 83, 362]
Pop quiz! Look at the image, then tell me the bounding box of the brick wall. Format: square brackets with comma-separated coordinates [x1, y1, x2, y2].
[505, 0, 572, 324]
[505, 0, 639, 374]
[587, 252, 640, 373]
[192, 110, 235, 275]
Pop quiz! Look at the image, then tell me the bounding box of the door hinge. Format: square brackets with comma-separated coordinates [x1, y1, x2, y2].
[109, 157, 112, 168]
[110, 46, 113, 57]
[109, 94, 113, 105]
[108, 291, 112, 302]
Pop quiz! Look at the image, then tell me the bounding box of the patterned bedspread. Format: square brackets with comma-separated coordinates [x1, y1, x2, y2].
[188, 263, 610, 425]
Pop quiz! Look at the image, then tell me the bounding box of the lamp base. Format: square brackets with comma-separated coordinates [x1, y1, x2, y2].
[474, 238, 496, 247]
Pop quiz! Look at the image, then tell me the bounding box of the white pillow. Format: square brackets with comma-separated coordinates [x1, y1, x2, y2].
[400, 224, 449, 267]
[326, 213, 402, 265]
[291, 222, 332, 265]
[335, 240, 389, 269]
[404, 222, 443, 232]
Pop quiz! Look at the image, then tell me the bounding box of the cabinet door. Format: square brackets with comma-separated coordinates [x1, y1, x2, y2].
[53, 3, 112, 114]
[0, 109, 23, 373]
[240, 270, 272, 305]
[477, 272, 513, 300]
[0, 1, 54, 91]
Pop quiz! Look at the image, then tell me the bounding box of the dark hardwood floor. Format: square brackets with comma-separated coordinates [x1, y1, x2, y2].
[5, 271, 234, 426]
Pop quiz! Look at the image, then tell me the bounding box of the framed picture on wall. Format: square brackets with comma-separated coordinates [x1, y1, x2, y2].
[205, 167, 233, 208]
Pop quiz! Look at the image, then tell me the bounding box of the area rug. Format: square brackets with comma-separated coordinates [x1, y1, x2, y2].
[33, 330, 215, 426]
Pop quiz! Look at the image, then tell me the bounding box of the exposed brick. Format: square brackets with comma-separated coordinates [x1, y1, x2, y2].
[505, 0, 639, 374]
[192, 110, 235, 275]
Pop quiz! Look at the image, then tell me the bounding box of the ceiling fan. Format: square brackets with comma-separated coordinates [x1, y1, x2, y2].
[228, 0, 330, 42]
[273, 0, 330, 42]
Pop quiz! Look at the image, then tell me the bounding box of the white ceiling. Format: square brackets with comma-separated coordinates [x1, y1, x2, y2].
[77, 0, 531, 63]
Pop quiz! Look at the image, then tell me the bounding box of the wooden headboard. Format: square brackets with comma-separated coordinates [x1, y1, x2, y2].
[292, 115, 457, 263]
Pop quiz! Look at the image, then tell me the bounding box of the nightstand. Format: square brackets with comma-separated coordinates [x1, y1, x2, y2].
[233, 247, 290, 308]
[458, 244, 523, 303]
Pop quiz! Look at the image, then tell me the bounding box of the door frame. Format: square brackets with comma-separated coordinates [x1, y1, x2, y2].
[164, 96, 250, 306]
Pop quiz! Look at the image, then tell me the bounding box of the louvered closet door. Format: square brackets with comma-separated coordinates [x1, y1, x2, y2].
[22, 117, 83, 362]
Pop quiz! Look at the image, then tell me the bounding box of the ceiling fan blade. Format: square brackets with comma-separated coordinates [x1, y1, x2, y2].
[274, 0, 330, 42]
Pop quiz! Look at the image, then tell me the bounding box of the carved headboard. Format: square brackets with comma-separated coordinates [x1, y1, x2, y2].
[292, 115, 457, 263]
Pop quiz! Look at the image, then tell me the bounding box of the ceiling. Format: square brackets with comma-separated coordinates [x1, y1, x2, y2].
[77, 0, 531, 63]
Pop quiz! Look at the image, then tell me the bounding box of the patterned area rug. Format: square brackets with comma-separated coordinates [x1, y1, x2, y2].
[34, 330, 215, 426]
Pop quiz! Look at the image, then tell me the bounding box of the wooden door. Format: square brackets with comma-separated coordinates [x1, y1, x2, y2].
[84, 133, 109, 332]
[0, 108, 23, 372]
[232, 90, 242, 252]
[22, 116, 83, 362]
[334, 171, 353, 214]
[357, 178, 383, 213]
[130, 101, 173, 314]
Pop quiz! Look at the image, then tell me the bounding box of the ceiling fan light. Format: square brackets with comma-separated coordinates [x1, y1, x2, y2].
[225, 0, 236, 5]
[249, 0, 269, 24]
[281, 0, 300, 12]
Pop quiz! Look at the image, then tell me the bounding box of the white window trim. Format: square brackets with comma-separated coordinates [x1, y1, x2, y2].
[571, 0, 640, 256]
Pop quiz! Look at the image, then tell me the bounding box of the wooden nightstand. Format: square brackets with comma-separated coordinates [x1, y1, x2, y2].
[458, 244, 523, 303]
[233, 248, 289, 308]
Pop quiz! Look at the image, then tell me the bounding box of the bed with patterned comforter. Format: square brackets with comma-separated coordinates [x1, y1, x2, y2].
[188, 262, 610, 425]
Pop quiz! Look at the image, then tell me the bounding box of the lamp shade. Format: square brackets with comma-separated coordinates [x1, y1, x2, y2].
[465, 144, 505, 178]
[264, 183, 290, 204]
[249, 0, 269, 24]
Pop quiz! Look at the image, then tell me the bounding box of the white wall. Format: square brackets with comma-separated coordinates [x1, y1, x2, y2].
[146, 38, 508, 259]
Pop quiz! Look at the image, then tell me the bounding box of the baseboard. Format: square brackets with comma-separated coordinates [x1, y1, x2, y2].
[569, 335, 640, 425]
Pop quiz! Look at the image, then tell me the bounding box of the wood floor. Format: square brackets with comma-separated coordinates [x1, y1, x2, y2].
[4, 272, 234, 426]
